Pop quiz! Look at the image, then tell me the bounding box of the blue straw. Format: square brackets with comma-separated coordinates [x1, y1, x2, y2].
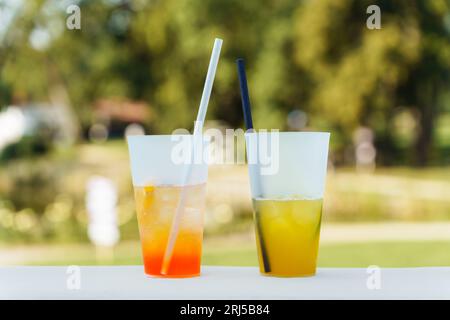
[236, 59, 254, 130]
[236, 58, 271, 273]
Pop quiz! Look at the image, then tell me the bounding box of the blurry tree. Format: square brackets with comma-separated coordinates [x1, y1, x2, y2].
[0, 0, 449, 165]
[294, 0, 450, 165]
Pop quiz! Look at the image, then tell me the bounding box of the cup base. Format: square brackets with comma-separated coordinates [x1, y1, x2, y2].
[260, 272, 316, 278]
[144, 272, 201, 279]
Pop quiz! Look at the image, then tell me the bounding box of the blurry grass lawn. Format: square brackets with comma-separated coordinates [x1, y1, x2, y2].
[208, 241, 450, 267]
[13, 240, 450, 268]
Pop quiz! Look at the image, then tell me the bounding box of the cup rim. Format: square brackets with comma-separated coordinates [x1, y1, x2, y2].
[127, 134, 211, 142]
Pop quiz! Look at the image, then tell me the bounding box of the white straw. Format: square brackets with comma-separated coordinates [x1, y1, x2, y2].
[161, 38, 223, 275]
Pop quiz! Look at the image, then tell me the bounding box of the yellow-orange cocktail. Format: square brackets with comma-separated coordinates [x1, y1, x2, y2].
[253, 198, 323, 277]
[245, 132, 330, 277]
[134, 183, 206, 277]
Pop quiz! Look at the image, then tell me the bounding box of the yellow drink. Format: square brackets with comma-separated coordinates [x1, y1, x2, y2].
[252, 198, 323, 277]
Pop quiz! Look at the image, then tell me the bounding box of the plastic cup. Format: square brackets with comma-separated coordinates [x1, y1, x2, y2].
[245, 131, 330, 277]
[127, 134, 209, 277]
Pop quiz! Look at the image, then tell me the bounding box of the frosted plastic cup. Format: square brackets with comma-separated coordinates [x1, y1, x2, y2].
[245, 131, 330, 277]
[127, 134, 209, 278]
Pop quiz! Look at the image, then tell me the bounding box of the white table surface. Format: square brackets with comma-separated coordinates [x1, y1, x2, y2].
[1, 266, 449, 300]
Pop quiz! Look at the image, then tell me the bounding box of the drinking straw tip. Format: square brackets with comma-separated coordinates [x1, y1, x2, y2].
[236, 59, 254, 130]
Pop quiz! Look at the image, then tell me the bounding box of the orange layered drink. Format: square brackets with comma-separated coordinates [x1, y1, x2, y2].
[134, 183, 206, 277]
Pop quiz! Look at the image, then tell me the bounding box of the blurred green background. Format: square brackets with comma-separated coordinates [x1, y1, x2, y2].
[0, 0, 449, 267]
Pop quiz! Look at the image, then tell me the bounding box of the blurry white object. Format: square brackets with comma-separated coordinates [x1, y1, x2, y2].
[29, 27, 51, 51]
[88, 123, 109, 143]
[287, 110, 308, 131]
[353, 127, 376, 172]
[0, 102, 78, 151]
[124, 123, 145, 137]
[0, 106, 26, 151]
[86, 176, 120, 247]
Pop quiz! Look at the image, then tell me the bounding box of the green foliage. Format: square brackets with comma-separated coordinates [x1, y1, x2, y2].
[0, 130, 54, 162]
[0, 0, 449, 164]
